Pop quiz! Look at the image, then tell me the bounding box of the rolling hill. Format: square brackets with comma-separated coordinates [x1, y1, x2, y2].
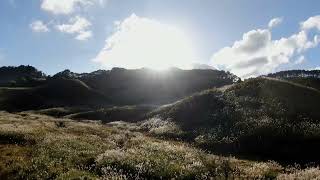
[1, 66, 320, 178]
[0, 66, 240, 111]
[146, 77, 320, 163]
[1, 66, 320, 163]
[53, 67, 240, 105]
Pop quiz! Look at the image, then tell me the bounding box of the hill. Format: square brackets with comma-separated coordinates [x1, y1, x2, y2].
[0, 65, 46, 87]
[285, 77, 320, 91]
[265, 70, 320, 90]
[265, 70, 320, 79]
[146, 77, 320, 163]
[0, 78, 109, 111]
[0, 66, 240, 112]
[1, 66, 320, 178]
[0, 66, 239, 111]
[53, 67, 240, 105]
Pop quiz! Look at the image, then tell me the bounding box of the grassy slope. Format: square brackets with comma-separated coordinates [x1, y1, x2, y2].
[146, 77, 320, 162]
[285, 77, 320, 91]
[0, 111, 319, 179]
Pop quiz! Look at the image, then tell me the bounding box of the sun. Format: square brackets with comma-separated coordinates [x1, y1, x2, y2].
[94, 14, 197, 70]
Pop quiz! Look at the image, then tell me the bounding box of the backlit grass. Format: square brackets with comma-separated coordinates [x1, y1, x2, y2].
[0, 111, 317, 179]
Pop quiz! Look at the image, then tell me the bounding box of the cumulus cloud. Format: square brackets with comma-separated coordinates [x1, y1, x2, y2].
[301, 15, 320, 31]
[210, 16, 320, 78]
[55, 16, 92, 40]
[268, 17, 283, 29]
[233, 29, 271, 54]
[29, 20, 50, 32]
[34, 0, 108, 41]
[93, 14, 197, 70]
[41, 0, 105, 15]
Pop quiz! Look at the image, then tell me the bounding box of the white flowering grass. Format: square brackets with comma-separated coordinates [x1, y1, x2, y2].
[277, 167, 320, 180]
[139, 117, 183, 136]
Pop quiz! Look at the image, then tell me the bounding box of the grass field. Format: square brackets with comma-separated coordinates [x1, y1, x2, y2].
[0, 111, 319, 179]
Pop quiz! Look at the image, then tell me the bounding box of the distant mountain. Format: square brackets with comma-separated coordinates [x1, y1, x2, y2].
[0, 65, 46, 87]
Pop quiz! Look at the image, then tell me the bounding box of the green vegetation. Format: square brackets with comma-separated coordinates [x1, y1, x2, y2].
[146, 78, 320, 163]
[266, 69, 320, 90]
[0, 65, 46, 87]
[285, 77, 320, 91]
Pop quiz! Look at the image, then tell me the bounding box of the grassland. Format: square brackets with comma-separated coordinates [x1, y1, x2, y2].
[0, 111, 319, 179]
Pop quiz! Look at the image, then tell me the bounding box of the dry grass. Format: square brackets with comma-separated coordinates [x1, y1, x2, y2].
[277, 167, 320, 180]
[0, 111, 318, 179]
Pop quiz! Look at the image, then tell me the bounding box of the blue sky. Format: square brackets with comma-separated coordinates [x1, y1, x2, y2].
[0, 0, 320, 77]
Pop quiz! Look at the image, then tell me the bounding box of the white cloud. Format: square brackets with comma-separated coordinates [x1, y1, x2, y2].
[233, 29, 271, 54]
[41, 0, 91, 14]
[29, 20, 50, 32]
[314, 66, 320, 70]
[55, 16, 92, 40]
[75, 30, 92, 40]
[93, 14, 197, 70]
[294, 55, 306, 65]
[41, 0, 96, 15]
[56, 16, 91, 33]
[268, 17, 283, 29]
[301, 15, 320, 31]
[210, 17, 320, 78]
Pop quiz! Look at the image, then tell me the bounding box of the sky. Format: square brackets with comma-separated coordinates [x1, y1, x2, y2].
[1, 0, 320, 78]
